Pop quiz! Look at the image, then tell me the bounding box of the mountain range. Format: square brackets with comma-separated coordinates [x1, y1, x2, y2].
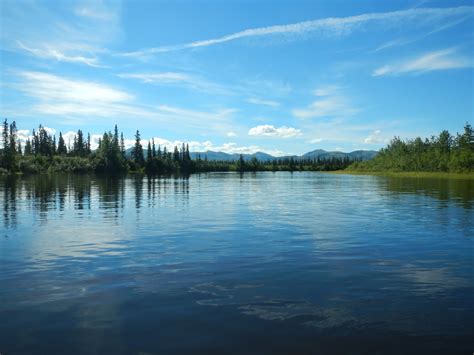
[126, 148, 378, 161]
[191, 149, 378, 161]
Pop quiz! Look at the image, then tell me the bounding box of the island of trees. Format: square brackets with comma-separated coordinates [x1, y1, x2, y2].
[0, 119, 472, 175]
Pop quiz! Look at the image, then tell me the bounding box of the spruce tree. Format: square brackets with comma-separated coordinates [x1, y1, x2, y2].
[57, 132, 67, 155]
[24, 139, 32, 155]
[132, 130, 144, 168]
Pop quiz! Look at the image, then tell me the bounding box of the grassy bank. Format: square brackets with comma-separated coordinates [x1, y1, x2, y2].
[327, 170, 474, 180]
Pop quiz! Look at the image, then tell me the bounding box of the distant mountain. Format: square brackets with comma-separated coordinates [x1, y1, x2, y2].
[302, 149, 378, 161]
[191, 149, 378, 162]
[127, 147, 377, 162]
[189, 151, 276, 162]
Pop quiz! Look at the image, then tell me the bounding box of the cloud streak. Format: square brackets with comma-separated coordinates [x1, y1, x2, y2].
[118, 72, 231, 94]
[246, 97, 280, 107]
[292, 87, 358, 119]
[17, 41, 102, 67]
[373, 48, 472, 76]
[12, 70, 156, 119]
[122, 6, 473, 57]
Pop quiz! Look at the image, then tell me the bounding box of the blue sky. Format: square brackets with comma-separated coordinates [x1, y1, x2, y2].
[0, 0, 473, 155]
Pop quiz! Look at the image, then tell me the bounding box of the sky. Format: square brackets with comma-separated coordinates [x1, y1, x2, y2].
[0, 0, 473, 155]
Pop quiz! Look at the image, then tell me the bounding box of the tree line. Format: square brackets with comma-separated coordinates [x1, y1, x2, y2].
[348, 123, 473, 172]
[4, 120, 471, 175]
[0, 120, 360, 174]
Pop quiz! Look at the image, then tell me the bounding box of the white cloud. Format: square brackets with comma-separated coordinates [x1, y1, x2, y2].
[122, 6, 474, 56]
[119, 72, 190, 84]
[17, 41, 101, 67]
[309, 138, 323, 144]
[246, 97, 280, 107]
[3, 0, 121, 67]
[157, 105, 237, 123]
[248, 125, 302, 138]
[74, 4, 117, 21]
[292, 96, 357, 119]
[43, 126, 56, 136]
[17, 129, 30, 142]
[372, 48, 472, 76]
[226, 131, 237, 137]
[118, 72, 230, 94]
[313, 85, 341, 97]
[18, 71, 131, 103]
[144, 138, 286, 156]
[364, 130, 388, 144]
[1, 126, 56, 146]
[13, 71, 156, 119]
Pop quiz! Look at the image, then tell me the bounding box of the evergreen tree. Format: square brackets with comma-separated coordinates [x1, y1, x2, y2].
[236, 154, 245, 172]
[86, 133, 91, 155]
[147, 141, 152, 162]
[9, 121, 17, 154]
[1, 119, 15, 170]
[173, 146, 180, 162]
[24, 139, 32, 155]
[32, 129, 39, 155]
[132, 130, 144, 168]
[52, 135, 57, 155]
[120, 132, 125, 157]
[2, 119, 9, 151]
[74, 129, 85, 156]
[57, 132, 67, 155]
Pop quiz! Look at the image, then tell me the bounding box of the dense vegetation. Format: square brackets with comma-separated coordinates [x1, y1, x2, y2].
[3, 120, 471, 175]
[0, 120, 356, 175]
[349, 123, 473, 173]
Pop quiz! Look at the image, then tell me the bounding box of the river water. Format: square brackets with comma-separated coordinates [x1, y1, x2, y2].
[0, 172, 472, 354]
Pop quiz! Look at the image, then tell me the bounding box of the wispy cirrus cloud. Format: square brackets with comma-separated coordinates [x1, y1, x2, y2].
[17, 41, 102, 67]
[10, 70, 240, 134]
[372, 15, 470, 53]
[122, 6, 473, 57]
[246, 97, 280, 107]
[117, 72, 231, 94]
[292, 86, 358, 119]
[12, 70, 155, 118]
[248, 125, 302, 138]
[156, 105, 237, 123]
[2, 0, 120, 67]
[74, 1, 118, 21]
[313, 85, 342, 97]
[373, 48, 472, 76]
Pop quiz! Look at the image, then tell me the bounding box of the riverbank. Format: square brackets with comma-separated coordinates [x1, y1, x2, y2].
[327, 170, 474, 180]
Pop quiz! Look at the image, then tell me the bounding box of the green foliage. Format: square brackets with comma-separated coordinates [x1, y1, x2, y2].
[94, 130, 127, 173]
[8, 120, 470, 176]
[349, 123, 473, 173]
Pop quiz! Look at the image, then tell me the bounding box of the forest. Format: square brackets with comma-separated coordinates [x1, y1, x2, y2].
[0, 119, 356, 175]
[1, 119, 472, 175]
[348, 123, 473, 173]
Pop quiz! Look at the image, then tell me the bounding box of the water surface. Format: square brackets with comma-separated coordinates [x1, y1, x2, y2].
[1, 172, 473, 354]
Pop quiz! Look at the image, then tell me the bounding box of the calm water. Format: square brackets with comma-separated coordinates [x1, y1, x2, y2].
[0, 172, 473, 354]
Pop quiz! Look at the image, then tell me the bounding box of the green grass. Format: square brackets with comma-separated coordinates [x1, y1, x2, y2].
[325, 170, 474, 180]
